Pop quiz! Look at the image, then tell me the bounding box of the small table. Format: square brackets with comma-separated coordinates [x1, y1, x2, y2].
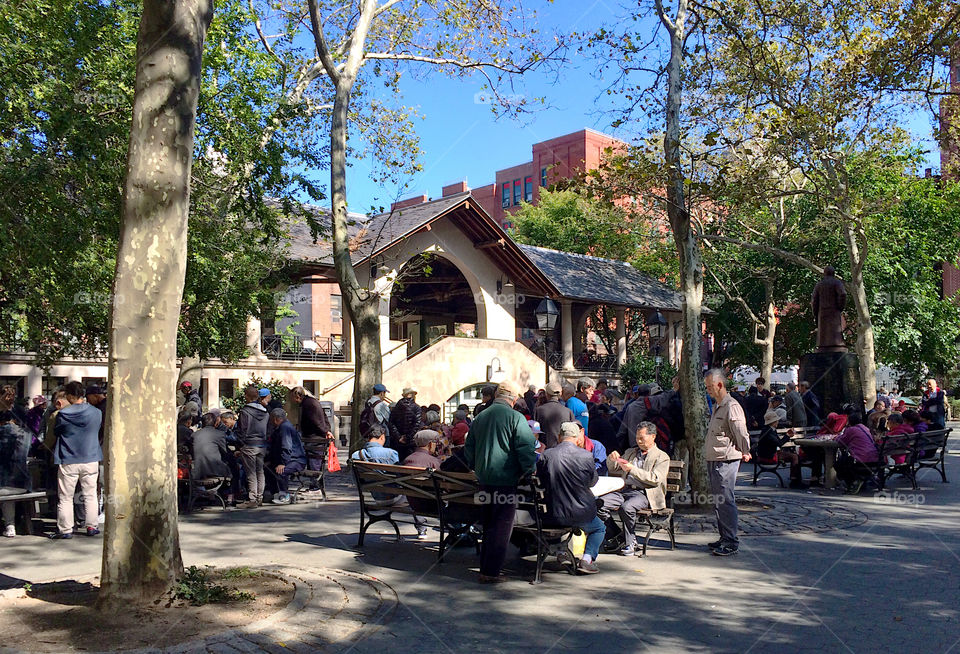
[591, 476, 625, 497]
[793, 438, 842, 489]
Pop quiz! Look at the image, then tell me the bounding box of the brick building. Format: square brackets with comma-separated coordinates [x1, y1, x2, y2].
[941, 41, 960, 298]
[469, 128, 625, 229]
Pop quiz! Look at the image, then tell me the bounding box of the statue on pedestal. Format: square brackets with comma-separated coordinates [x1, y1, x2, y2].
[812, 266, 847, 352]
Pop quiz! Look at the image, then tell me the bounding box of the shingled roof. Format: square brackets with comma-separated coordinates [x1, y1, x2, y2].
[284, 193, 472, 267]
[282, 194, 685, 311]
[518, 244, 684, 311]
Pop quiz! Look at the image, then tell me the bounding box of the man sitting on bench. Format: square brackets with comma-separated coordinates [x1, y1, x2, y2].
[402, 429, 442, 540]
[268, 409, 307, 505]
[350, 425, 399, 502]
[537, 421, 605, 574]
[599, 421, 670, 556]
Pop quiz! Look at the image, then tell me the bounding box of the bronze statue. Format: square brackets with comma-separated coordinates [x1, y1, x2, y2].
[812, 266, 847, 351]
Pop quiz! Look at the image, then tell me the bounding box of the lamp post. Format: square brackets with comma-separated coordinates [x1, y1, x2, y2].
[535, 298, 559, 385]
[647, 309, 667, 385]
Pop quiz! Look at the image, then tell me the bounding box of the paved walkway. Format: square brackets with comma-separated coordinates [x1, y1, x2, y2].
[2, 434, 959, 653]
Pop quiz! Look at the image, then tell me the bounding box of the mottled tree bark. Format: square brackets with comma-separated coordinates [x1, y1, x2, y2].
[100, 0, 213, 606]
[656, 0, 709, 501]
[310, 0, 382, 452]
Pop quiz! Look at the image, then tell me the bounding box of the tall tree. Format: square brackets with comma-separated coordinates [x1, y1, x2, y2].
[0, 0, 325, 367]
[99, 0, 213, 605]
[250, 0, 560, 449]
[688, 0, 959, 401]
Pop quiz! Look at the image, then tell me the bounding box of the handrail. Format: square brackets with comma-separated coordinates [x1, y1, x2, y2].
[320, 334, 455, 397]
[321, 338, 413, 395]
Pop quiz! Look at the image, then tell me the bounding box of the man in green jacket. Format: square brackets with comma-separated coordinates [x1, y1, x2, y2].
[465, 382, 537, 583]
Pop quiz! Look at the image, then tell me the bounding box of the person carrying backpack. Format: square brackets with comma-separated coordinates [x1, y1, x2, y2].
[359, 384, 393, 447]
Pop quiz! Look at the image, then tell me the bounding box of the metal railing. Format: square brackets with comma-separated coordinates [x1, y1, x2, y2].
[544, 350, 620, 373]
[261, 334, 346, 362]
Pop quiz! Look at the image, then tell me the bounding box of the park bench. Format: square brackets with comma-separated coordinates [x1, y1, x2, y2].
[186, 476, 230, 513]
[847, 433, 917, 491]
[913, 428, 951, 484]
[0, 490, 50, 535]
[351, 461, 486, 561]
[350, 460, 449, 560]
[634, 460, 684, 556]
[514, 473, 577, 584]
[602, 460, 685, 557]
[748, 426, 820, 487]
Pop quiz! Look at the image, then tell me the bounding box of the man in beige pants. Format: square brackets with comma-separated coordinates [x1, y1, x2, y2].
[50, 381, 103, 539]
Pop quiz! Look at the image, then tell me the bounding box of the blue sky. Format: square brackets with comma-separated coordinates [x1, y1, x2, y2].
[339, 1, 941, 212]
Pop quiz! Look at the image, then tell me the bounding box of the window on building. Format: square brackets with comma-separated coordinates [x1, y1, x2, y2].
[524, 176, 533, 202]
[501, 183, 510, 208]
[331, 294, 342, 325]
[218, 378, 238, 405]
[513, 179, 521, 205]
[540, 167, 547, 187]
[303, 380, 318, 397]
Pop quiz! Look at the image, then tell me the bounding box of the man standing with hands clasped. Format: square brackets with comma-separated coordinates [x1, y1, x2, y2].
[703, 369, 751, 556]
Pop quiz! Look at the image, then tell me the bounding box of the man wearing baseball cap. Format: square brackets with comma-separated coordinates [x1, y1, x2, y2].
[465, 382, 537, 583]
[534, 381, 575, 449]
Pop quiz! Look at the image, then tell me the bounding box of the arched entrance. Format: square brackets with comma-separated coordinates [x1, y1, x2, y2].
[445, 382, 487, 418]
[389, 253, 480, 355]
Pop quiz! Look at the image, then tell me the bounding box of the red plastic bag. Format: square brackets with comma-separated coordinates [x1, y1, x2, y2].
[326, 440, 341, 472]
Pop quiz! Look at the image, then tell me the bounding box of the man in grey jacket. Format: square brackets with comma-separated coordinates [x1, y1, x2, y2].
[50, 381, 103, 539]
[236, 386, 269, 508]
[783, 382, 807, 429]
[704, 369, 751, 556]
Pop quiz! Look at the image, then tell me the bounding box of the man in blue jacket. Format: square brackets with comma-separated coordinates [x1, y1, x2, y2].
[268, 409, 307, 505]
[50, 381, 102, 539]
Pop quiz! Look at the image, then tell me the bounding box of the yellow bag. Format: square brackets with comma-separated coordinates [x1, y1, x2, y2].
[568, 530, 586, 558]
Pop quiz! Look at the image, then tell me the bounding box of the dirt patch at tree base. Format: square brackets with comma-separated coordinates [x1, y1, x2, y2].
[0, 568, 294, 652]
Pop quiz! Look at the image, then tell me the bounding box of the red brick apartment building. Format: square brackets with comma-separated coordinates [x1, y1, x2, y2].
[468, 128, 624, 229]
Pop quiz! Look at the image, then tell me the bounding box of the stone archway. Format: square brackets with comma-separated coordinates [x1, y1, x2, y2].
[388, 253, 482, 353]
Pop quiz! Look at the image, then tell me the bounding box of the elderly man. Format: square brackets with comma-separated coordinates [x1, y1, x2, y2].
[783, 382, 807, 429]
[290, 386, 333, 473]
[599, 421, 670, 556]
[800, 381, 822, 428]
[473, 385, 496, 417]
[537, 422, 605, 573]
[465, 382, 538, 583]
[268, 408, 307, 505]
[402, 429, 443, 540]
[390, 387, 423, 460]
[922, 379, 946, 429]
[533, 381, 575, 449]
[704, 369, 751, 556]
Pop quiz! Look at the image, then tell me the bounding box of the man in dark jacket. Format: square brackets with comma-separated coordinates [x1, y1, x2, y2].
[799, 381, 821, 429]
[389, 387, 423, 460]
[534, 381, 575, 449]
[465, 382, 537, 583]
[743, 386, 769, 430]
[402, 429, 442, 539]
[537, 421, 604, 574]
[191, 413, 232, 481]
[1, 411, 32, 537]
[473, 385, 496, 417]
[268, 409, 307, 505]
[290, 386, 332, 472]
[51, 381, 102, 539]
[237, 386, 269, 508]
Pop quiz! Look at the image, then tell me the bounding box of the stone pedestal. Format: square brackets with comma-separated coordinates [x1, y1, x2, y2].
[799, 352, 865, 416]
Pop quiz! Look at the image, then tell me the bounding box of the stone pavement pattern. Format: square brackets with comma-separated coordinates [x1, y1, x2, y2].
[2, 437, 960, 653]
